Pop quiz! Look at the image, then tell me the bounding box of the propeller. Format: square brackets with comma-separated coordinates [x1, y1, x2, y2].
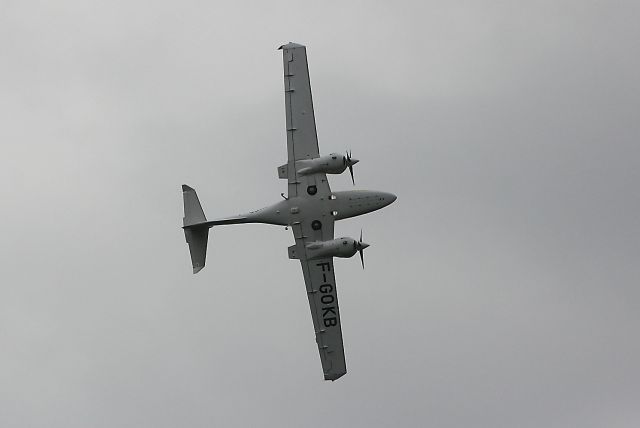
[353, 229, 369, 269]
[344, 150, 359, 185]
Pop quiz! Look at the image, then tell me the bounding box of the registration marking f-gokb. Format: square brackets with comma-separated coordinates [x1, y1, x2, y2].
[317, 261, 337, 327]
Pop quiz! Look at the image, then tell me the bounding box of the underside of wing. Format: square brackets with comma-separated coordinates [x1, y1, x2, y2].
[280, 43, 345, 380]
[299, 256, 346, 381]
[290, 216, 345, 381]
[279, 43, 331, 198]
[280, 42, 319, 163]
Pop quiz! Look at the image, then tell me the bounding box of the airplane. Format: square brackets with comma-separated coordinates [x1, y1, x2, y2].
[181, 42, 397, 381]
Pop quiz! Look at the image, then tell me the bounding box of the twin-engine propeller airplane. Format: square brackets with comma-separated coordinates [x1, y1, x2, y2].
[181, 42, 397, 381]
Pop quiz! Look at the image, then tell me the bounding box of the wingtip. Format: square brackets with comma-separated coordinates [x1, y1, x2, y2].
[324, 371, 346, 381]
[193, 265, 204, 274]
[182, 184, 194, 192]
[278, 42, 305, 50]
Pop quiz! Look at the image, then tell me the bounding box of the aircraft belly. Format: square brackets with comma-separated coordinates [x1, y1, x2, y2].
[287, 196, 333, 228]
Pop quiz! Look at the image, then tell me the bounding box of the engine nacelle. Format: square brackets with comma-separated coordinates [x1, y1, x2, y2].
[306, 237, 359, 260]
[297, 153, 353, 176]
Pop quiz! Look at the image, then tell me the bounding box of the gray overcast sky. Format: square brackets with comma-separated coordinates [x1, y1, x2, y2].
[1, 1, 639, 427]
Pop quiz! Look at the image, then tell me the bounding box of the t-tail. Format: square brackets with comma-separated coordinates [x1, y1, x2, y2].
[181, 185, 250, 274]
[182, 185, 209, 274]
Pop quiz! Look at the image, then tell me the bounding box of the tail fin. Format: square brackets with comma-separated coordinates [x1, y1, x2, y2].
[182, 185, 209, 274]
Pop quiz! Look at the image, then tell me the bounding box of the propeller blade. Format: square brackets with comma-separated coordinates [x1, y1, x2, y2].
[345, 150, 358, 185]
[357, 230, 368, 269]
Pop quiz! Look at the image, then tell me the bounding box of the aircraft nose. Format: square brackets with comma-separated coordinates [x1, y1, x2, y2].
[350, 158, 359, 165]
[360, 242, 370, 250]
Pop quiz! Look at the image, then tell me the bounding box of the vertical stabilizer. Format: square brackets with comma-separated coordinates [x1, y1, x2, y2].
[182, 185, 209, 274]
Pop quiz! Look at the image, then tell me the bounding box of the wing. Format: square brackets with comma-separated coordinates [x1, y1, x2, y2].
[279, 42, 331, 198]
[291, 218, 346, 381]
[280, 42, 344, 380]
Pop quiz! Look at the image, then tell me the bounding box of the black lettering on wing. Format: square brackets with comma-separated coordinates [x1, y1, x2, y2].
[322, 307, 336, 317]
[319, 283, 333, 293]
[316, 261, 331, 272]
[321, 294, 334, 304]
[316, 261, 338, 329]
[324, 317, 337, 327]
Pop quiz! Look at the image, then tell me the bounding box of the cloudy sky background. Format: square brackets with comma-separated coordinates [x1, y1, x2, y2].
[2, 1, 639, 426]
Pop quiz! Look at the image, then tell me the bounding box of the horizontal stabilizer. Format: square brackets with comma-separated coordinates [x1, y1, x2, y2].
[182, 184, 206, 227]
[184, 226, 208, 274]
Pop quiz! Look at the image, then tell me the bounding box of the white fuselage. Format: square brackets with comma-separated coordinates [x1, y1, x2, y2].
[215, 190, 397, 227]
